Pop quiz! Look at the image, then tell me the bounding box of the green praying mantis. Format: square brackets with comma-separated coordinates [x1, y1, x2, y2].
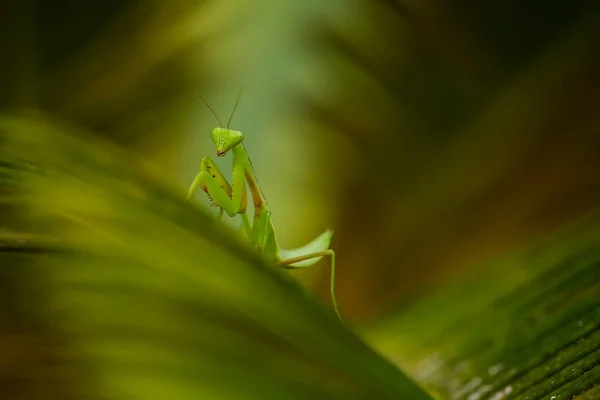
[187, 95, 343, 322]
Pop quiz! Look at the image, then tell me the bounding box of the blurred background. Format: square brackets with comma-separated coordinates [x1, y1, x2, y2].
[1, 0, 599, 329]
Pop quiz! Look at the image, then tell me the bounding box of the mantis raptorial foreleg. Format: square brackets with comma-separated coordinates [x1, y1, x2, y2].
[188, 156, 252, 237]
[188, 156, 247, 218]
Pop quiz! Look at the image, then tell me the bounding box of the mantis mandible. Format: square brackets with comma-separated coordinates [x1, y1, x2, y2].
[187, 94, 343, 322]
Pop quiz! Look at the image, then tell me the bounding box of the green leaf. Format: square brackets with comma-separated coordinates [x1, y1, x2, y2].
[362, 211, 600, 400]
[0, 114, 433, 400]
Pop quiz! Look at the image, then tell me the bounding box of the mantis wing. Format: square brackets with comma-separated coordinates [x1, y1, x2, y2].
[278, 229, 334, 267]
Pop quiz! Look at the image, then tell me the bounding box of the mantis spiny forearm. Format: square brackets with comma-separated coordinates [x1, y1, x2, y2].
[189, 156, 252, 235]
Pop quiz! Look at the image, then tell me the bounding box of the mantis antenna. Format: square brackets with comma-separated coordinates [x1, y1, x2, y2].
[227, 90, 243, 129]
[198, 95, 223, 128]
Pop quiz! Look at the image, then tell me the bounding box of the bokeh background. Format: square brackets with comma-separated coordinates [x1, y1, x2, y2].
[2, 0, 599, 327]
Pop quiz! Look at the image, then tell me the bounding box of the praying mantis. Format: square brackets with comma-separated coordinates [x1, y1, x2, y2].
[187, 94, 343, 323]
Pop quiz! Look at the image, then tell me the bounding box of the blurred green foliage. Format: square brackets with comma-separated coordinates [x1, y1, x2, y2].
[1, 0, 600, 398]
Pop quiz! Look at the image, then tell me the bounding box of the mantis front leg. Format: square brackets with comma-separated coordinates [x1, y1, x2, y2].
[188, 156, 252, 236]
[187, 156, 246, 217]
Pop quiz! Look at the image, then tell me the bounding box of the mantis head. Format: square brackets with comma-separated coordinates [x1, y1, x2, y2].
[200, 93, 244, 156]
[211, 127, 244, 157]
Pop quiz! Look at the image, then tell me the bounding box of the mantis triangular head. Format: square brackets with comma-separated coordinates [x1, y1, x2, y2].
[211, 127, 244, 157]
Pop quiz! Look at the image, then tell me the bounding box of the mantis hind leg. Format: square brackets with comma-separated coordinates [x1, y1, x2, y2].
[279, 250, 344, 324]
